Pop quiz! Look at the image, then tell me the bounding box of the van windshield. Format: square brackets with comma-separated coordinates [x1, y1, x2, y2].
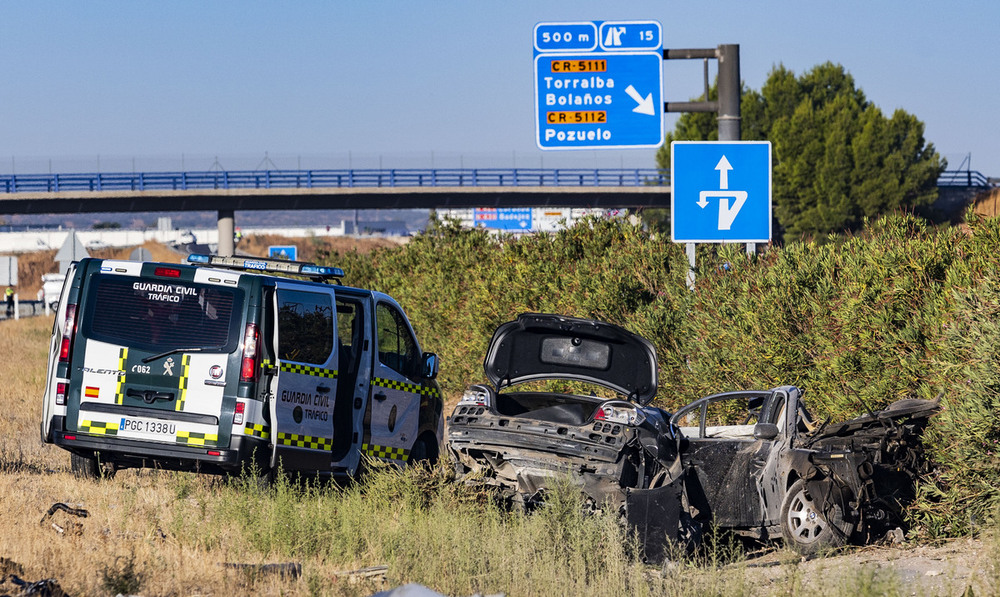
[83, 274, 243, 353]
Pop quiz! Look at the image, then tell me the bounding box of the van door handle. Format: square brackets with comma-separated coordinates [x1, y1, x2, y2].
[316, 385, 331, 393]
[374, 392, 387, 401]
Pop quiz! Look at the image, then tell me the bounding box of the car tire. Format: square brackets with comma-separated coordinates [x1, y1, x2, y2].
[780, 479, 853, 554]
[70, 452, 100, 480]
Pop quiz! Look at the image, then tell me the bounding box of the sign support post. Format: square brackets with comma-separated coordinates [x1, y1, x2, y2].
[664, 44, 750, 287]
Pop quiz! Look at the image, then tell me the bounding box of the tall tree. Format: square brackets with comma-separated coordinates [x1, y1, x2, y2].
[654, 62, 944, 240]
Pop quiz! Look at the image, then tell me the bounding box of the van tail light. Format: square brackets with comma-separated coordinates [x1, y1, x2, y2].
[59, 304, 78, 363]
[240, 323, 260, 383]
[233, 401, 246, 425]
[56, 382, 68, 406]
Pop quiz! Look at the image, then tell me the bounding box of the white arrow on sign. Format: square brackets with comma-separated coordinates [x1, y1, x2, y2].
[715, 155, 733, 190]
[624, 85, 655, 115]
[698, 190, 749, 230]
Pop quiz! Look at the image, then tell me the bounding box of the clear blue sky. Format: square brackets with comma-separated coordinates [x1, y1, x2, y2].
[2, 1, 997, 175]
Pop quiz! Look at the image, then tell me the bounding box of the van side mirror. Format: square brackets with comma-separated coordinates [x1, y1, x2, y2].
[422, 352, 439, 379]
[753, 423, 779, 440]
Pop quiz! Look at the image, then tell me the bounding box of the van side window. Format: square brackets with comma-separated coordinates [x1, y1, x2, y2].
[376, 303, 420, 378]
[277, 289, 334, 365]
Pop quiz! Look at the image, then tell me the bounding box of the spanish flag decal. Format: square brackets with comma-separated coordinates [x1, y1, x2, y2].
[84, 386, 100, 399]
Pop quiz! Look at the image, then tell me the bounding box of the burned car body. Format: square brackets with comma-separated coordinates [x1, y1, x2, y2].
[448, 314, 939, 555]
[447, 313, 681, 512]
[673, 387, 938, 553]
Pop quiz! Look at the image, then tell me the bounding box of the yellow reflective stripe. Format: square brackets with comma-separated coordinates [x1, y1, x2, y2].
[80, 420, 119, 436]
[279, 362, 338, 378]
[176, 430, 218, 446]
[176, 354, 191, 411]
[115, 348, 128, 405]
[372, 377, 440, 399]
[275, 432, 332, 451]
[243, 423, 270, 440]
[361, 443, 410, 462]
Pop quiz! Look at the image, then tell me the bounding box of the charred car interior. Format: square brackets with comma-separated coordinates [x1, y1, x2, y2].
[447, 313, 939, 557]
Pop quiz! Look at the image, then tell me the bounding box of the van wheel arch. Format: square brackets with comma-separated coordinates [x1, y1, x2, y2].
[410, 432, 439, 467]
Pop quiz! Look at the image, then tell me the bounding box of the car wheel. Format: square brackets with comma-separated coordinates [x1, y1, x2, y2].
[780, 479, 853, 554]
[70, 452, 100, 480]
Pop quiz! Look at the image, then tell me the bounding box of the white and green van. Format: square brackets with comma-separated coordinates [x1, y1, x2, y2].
[41, 254, 443, 479]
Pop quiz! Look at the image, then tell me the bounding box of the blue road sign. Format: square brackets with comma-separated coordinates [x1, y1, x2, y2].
[268, 245, 298, 261]
[474, 208, 533, 231]
[671, 141, 772, 243]
[534, 20, 663, 150]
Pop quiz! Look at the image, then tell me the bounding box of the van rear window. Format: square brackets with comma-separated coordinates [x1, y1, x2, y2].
[83, 275, 243, 352]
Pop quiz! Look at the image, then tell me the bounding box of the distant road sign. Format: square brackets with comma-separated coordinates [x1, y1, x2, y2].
[474, 208, 532, 231]
[671, 141, 772, 243]
[268, 245, 298, 261]
[534, 20, 663, 150]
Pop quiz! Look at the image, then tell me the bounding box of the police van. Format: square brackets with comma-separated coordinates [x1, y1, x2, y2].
[40, 254, 444, 479]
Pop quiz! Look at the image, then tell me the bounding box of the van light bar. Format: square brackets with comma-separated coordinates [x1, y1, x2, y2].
[186, 254, 344, 280]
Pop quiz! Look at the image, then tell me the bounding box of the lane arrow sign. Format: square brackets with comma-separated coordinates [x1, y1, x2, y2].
[625, 85, 655, 115]
[715, 155, 733, 190]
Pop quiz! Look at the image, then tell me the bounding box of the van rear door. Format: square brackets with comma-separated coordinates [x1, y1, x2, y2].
[268, 281, 339, 472]
[68, 262, 244, 448]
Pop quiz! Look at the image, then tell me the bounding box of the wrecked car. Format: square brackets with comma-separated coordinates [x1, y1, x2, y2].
[447, 313, 939, 556]
[447, 313, 680, 511]
[672, 387, 938, 554]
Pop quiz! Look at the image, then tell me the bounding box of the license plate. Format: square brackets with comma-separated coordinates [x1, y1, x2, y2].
[119, 416, 176, 438]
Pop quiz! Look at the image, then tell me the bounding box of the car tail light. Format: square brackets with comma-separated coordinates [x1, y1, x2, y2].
[56, 382, 68, 406]
[593, 402, 646, 426]
[59, 304, 78, 363]
[240, 323, 260, 382]
[233, 401, 246, 425]
[459, 387, 491, 407]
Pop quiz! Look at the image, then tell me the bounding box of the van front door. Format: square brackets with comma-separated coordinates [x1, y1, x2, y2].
[363, 302, 423, 465]
[268, 283, 339, 472]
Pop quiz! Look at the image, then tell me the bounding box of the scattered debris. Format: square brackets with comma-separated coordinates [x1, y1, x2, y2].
[331, 565, 388, 585]
[0, 573, 69, 597]
[222, 562, 301, 580]
[39, 503, 88, 536]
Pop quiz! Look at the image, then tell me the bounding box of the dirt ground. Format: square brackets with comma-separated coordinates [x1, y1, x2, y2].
[711, 535, 992, 595]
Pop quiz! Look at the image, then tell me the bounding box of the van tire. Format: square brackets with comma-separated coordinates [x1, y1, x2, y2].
[409, 434, 438, 467]
[70, 452, 100, 480]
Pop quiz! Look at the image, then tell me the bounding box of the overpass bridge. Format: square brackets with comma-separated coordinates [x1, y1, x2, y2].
[0, 167, 672, 214]
[0, 166, 993, 254]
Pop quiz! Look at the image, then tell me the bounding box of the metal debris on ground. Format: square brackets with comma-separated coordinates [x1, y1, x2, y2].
[332, 565, 388, 585]
[39, 503, 88, 536]
[221, 562, 301, 580]
[0, 573, 70, 597]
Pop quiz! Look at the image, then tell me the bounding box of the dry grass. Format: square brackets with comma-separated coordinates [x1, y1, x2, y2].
[236, 234, 405, 263]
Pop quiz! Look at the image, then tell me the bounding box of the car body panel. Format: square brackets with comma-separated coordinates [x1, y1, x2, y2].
[483, 313, 658, 405]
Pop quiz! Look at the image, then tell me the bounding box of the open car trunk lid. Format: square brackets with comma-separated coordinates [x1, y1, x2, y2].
[482, 313, 658, 405]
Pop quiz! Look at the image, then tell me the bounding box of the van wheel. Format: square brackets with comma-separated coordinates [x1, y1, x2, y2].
[409, 435, 438, 467]
[70, 452, 100, 480]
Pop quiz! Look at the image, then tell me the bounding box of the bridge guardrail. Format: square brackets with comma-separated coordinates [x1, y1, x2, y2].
[0, 168, 672, 193]
[937, 169, 994, 187]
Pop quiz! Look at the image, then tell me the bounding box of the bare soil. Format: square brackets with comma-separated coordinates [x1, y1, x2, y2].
[720, 536, 992, 595]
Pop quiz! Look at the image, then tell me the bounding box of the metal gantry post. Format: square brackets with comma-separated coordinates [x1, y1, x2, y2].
[665, 44, 744, 288]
